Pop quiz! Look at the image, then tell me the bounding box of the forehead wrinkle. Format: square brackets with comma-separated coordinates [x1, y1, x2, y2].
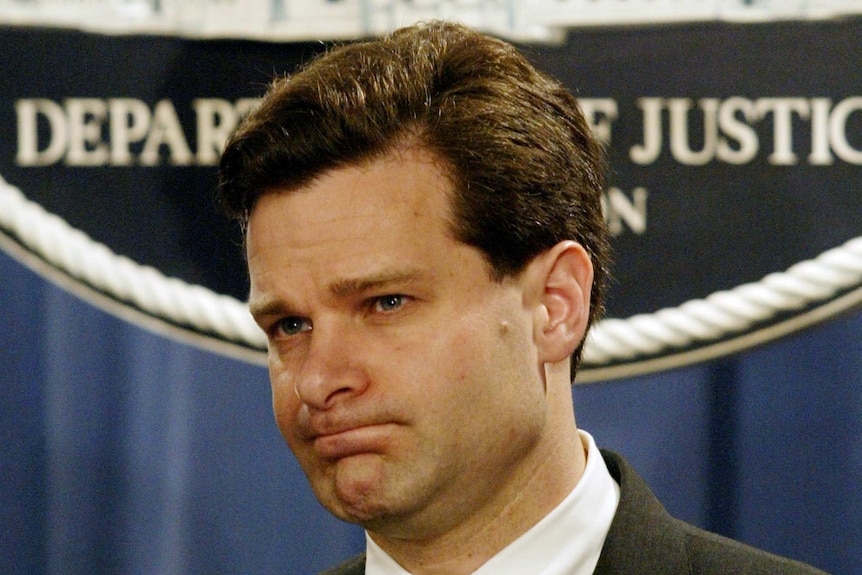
[329, 268, 430, 298]
[248, 293, 290, 323]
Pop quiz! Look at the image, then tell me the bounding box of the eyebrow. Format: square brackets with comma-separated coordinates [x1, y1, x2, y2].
[329, 269, 427, 298]
[249, 268, 429, 320]
[248, 297, 289, 323]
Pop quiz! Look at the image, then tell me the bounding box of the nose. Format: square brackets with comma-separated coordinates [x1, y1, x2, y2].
[292, 321, 369, 410]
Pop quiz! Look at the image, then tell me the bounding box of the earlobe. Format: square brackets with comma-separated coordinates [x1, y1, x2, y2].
[530, 241, 593, 365]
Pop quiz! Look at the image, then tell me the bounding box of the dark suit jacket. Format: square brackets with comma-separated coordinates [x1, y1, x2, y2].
[319, 450, 828, 575]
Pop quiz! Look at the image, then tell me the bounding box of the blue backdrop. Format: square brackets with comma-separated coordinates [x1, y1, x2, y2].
[2, 246, 860, 574]
[2, 17, 861, 575]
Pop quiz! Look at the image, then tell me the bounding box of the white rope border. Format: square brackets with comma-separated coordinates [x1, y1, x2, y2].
[2, 174, 861, 367]
[0, 175, 266, 349]
[583, 237, 862, 366]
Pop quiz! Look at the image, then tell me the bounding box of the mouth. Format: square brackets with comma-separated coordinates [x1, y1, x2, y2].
[311, 423, 395, 460]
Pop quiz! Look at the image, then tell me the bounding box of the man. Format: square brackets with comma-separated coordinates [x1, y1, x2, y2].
[217, 21, 826, 575]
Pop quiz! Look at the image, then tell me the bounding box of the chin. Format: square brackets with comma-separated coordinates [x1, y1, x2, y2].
[324, 489, 395, 528]
[317, 455, 399, 523]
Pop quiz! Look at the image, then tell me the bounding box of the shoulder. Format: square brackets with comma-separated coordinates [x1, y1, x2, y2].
[678, 520, 828, 574]
[597, 450, 829, 575]
[317, 553, 366, 575]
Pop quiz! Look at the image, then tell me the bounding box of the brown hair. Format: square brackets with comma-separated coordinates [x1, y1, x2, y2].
[218, 21, 610, 373]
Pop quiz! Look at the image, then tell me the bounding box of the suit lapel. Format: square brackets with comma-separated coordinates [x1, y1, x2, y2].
[593, 451, 691, 575]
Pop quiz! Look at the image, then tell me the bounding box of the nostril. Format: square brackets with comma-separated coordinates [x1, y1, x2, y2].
[294, 352, 369, 409]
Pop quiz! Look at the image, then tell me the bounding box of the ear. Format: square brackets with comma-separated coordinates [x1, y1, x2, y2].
[526, 241, 594, 366]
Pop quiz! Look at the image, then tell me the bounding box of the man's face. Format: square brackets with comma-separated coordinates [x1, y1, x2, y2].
[246, 147, 552, 539]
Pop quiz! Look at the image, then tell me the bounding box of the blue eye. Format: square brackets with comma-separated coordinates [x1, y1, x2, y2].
[375, 295, 405, 312]
[276, 317, 310, 336]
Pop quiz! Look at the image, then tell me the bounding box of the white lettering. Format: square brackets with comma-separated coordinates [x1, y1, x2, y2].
[12, 96, 862, 168]
[195, 98, 236, 165]
[14, 97, 256, 167]
[579, 98, 618, 145]
[808, 98, 833, 165]
[716, 97, 759, 164]
[629, 98, 663, 165]
[626, 96, 862, 166]
[755, 98, 809, 165]
[669, 98, 719, 166]
[829, 96, 862, 164]
[603, 187, 648, 236]
[66, 98, 109, 166]
[140, 100, 193, 166]
[109, 98, 152, 166]
[194, 97, 259, 165]
[15, 99, 67, 166]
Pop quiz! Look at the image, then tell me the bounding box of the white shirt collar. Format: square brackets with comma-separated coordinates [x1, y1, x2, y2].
[365, 430, 620, 575]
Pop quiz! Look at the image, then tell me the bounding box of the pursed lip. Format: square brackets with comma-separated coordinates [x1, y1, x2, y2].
[306, 422, 396, 460]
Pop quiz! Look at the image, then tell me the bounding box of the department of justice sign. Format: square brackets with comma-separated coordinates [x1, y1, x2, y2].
[1, 20, 860, 381]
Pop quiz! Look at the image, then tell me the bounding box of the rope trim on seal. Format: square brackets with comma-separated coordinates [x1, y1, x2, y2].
[2, 175, 861, 379]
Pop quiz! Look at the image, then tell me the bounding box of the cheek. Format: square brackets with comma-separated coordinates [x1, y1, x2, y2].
[449, 312, 540, 412]
[424, 325, 501, 409]
[269, 367, 301, 442]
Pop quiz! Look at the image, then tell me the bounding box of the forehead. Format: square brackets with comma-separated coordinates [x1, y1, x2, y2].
[245, 147, 463, 295]
[253, 147, 453, 234]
